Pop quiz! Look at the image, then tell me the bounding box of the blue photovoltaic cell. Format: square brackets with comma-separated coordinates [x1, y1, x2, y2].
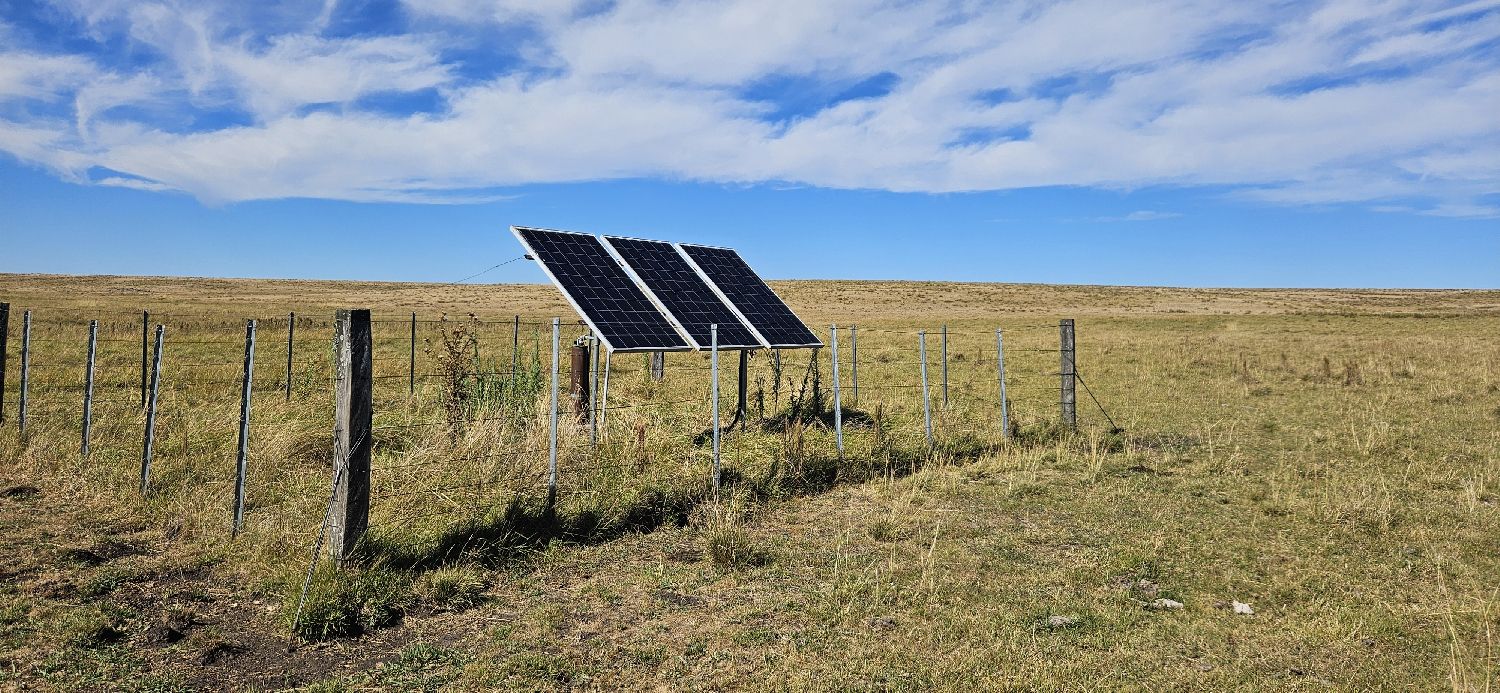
[603, 236, 764, 350]
[676, 244, 822, 348]
[513, 227, 690, 352]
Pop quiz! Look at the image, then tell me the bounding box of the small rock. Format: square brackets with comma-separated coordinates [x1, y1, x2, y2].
[1045, 615, 1079, 628]
[1232, 601, 1254, 615]
[1149, 598, 1184, 611]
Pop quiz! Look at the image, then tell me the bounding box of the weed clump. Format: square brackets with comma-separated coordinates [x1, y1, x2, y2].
[699, 497, 767, 572]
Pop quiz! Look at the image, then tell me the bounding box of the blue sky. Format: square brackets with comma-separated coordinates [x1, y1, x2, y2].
[1, 0, 1497, 288]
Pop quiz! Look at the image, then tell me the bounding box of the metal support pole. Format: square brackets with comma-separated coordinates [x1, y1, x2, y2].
[598, 349, 611, 440]
[285, 312, 294, 401]
[511, 315, 520, 378]
[548, 318, 560, 512]
[409, 312, 416, 396]
[233, 320, 256, 537]
[941, 324, 949, 408]
[82, 320, 97, 457]
[711, 324, 721, 495]
[850, 324, 858, 405]
[997, 329, 1009, 440]
[19, 311, 31, 436]
[0, 302, 8, 424]
[831, 325, 843, 459]
[141, 324, 163, 493]
[736, 350, 749, 430]
[141, 310, 148, 408]
[919, 331, 932, 447]
[590, 335, 600, 445]
[1060, 318, 1076, 430]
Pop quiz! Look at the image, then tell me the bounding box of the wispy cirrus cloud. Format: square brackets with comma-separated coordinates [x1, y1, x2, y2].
[0, 0, 1496, 212]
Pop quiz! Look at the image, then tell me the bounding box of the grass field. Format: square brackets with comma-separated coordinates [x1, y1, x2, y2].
[1, 273, 1498, 691]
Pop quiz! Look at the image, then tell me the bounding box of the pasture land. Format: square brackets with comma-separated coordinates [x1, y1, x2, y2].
[1, 274, 1498, 690]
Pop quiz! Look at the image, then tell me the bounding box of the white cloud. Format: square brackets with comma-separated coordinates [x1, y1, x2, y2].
[1097, 210, 1184, 222]
[0, 0, 1494, 215]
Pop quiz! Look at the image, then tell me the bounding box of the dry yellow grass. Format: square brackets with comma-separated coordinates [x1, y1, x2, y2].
[1, 273, 1498, 690]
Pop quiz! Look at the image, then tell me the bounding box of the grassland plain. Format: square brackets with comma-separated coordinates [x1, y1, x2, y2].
[0, 273, 1498, 691]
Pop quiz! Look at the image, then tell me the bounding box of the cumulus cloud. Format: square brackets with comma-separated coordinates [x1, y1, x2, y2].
[0, 0, 1496, 213]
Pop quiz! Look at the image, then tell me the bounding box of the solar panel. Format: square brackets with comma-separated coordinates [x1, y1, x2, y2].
[601, 236, 766, 351]
[675, 244, 823, 349]
[511, 226, 691, 353]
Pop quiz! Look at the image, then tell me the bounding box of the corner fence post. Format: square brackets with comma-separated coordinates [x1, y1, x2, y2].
[330, 310, 372, 566]
[140, 324, 163, 493]
[140, 310, 148, 408]
[548, 318, 560, 512]
[82, 320, 97, 457]
[0, 302, 8, 424]
[1060, 318, 1076, 430]
[919, 331, 932, 448]
[285, 312, 294, 401]
[831, 325, 844, 459]
[996, 328, 1010, 440]
[19, 311, 31, 436]
[850, 324, 858, 405]
[233, 319, 256, 537]
[711, 324, 721, 495]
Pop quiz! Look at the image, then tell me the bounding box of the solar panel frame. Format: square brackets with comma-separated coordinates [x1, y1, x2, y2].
[510, 226, 693, 353]
[674, 243, 824, 349]
[600, 235, 768, 351]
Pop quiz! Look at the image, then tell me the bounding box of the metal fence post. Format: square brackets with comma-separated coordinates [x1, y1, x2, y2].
[285, 312, 294, 401]
[233, 319, 256, 537]
[590, 335, 600, 445]
[711, 324, 721, 495]
[548, 318, 560, 512]
[0, 302, 8, 424]
[82, 320, 97, 457]
[941, 324, 949, 408]
[1060, 318, 1076, 430]
[409, 312, 417, 397]
[996, 328, 1009, 440]
[330, 310, 372, 565]
[511, 315, 520, 378]
[19, 311, 31, 436]
[598, 349, 611, 440]
[140, 310, 148, 408]
[831, 325, 843, 459]
[919, 331, 932, 448]
[850, 324, 858, 405]
[141, 324, 163, 493]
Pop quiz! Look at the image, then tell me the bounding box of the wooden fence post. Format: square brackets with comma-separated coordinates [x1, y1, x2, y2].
[570, 340, 590, 423]
[330, 309, 372, 565]
[140, 324, 163, 493]
[650, 351, 665, 381]
[233, 319, 256, 537]
[0, 302, 9, 424]
[82, 320, 97, 457]
[1060, 318, 1076, 430]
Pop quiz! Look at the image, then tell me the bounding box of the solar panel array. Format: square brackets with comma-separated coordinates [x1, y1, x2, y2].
[512, 225, 818, 352]
[511, 227, 691, 352]
[676, 244, 823, 348]
[602, 236, 763, 350]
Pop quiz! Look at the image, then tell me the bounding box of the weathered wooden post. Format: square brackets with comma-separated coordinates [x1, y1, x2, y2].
[570, 339, 591, 423]
[140, 324, 163, 493]
[831, 325, 843, 459]
[233, 319, 256, 537]
[1060, 318, 1076, 430]
[329, 310, 372, 565]
[18, 311, 31, 436]
[82, 320, 98, 457]
[285, 312, 294, 401]
[0, 302, 8, 424]
[650, 351, 665, 381]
